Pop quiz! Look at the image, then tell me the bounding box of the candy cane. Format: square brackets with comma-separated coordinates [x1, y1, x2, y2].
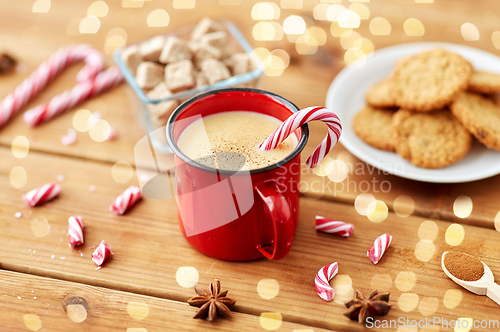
[22, 182, 61, 207]
[0, 44, 104, 128]
[315, 262, 339, 302]
[109, 186, 142, 215]
[315, 216, 354, 238]
[92, 240, 111, 266]
[68, 216, 84, 247]
[367, 234, 393, 265]
[259, 106, 342, 168]
[23, 66, 123, 127]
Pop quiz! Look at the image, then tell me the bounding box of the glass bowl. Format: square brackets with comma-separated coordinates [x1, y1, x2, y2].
[114, 20, 264, 153]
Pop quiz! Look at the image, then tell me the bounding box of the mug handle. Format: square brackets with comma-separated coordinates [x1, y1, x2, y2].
[254, 181, 295, 260]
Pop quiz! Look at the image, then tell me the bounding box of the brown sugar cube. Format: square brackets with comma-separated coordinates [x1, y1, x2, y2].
[159, 36, 192, 64]
[191, 17, 223, 41]
[225, 53, 252, 76]
[195, 71, 209, 88]
[200, 59, 231, 84]
[165, 60, 196, 92]
[136, 61, 164, 90]
[194, 43, 222, 66]
[139, 36, 165, 62]
[146, 82, 179, 124]
[199, 31, 227, 50]
[121, 45, 142, 75]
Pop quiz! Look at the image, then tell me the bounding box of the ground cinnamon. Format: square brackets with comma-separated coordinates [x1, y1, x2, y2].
[444, 252, 484, 281]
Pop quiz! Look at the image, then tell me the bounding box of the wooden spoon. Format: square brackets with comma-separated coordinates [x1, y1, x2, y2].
[441, 251, 500, 306]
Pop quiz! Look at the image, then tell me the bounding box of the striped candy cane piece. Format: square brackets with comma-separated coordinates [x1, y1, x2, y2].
[92, 240, 111, 266]
[315, 216, 354, 238]
[109, 185, 142, 215]
[22, 182, 61, 207]
[259, 106, 342, 168]
[0, 44, 104, 128]
[315, 262, 339, 301]
[23, 66, 124, 127]
[367, 234, 393, 264]
[68, 216, 84, 247]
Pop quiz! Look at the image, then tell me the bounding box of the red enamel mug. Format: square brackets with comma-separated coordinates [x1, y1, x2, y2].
[166, 88, 309, 261]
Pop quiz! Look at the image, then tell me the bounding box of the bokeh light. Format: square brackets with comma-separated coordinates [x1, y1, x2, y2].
[332, 275, 353, 305]
[398, 293, 419, 312]
[257, 279, 280, 300]
[305, 27, 327, 46]
[260, 312, 283, 331]
[30, 215, 50, 238]
[461, 22, 480, 41]
[66, 304, 88, 323]
[87, 1, 108, 17]
[370, 274, 392, 293]
[445, 224, 465, 246]
[111, 161, 134, 183]
[251, 2, 280, 20]
[147, 9, 170, 27]
[370, 17, 391, 35]
[10, 166, 27, 188]
[295, 35, 318, 55]
[393, 195, 415, 217]
[326, 4, 346, 21]
[79, 16, 101, 34]
[23, 314, 42, 331]
[395, 271, 416, 292]
[330, 21, 351, 37]
[404, 18, 425, 36]
[344, 48, 366, 65]
[367, 200, 388, 223]
[89, 119, 111, 142]
[418, 297, 439, 316]
[443, 289, 462, 308]
[313, 4, 330, 21]
[127, 302, 149, 320]
[414, 239, 435, 262]
[105, 28, 127, 54]
[494, 211, 500, 232]
[455, 318, 473, 332]
[418, 220, 438, 241]
[348, 3, 370, 19]
[336, 151, 355, 173]
[12, 136, 30, 158]
[314, 156, 334, 177]
[32, 0, 50, 13]
[173, 0, 195, 9]
[338, 10, 360, 28]
[283, 15, 306, 35]
[175, 267, 199, 288]
[340, 30, 361, 49]
[327, 160, 349, 182]
[453, 195, 473, 218]
[492, 31, 500, 49]
[354, 193, 376, 216]
[73, 109, 92, 132]
[252, 22, 283, 41]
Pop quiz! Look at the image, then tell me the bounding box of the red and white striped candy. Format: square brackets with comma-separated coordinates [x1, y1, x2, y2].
[68, 216, 84, 247]
[259, 106, 342, 168]
[0, 44, 104, 128]
[22, 182, 61, 207]
[315, 262, 339, 302]
[367, 234, 393, 265]
[109, 186, 142, 215]
[315, 216, 354, 238]
[23, 66, 123, 127]
[92, 240, 111, 266]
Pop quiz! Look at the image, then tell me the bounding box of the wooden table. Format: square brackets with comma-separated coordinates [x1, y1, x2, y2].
[1, 1, 500, 331]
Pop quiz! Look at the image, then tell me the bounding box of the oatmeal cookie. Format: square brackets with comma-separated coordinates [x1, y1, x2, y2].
[353, 106, 396, 152]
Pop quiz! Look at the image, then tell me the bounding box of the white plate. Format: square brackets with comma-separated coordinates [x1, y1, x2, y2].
[325, 42, 500, 183]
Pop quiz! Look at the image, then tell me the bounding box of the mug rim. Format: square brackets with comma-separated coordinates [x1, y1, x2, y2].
[166, 87, 309, 175]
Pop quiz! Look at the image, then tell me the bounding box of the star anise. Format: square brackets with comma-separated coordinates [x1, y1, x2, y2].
[187, 280, 236, 321]
[344, 290, 391, 324]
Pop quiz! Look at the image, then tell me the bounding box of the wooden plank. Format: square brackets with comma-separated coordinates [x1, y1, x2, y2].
[2, 147, 500, 330]
[2, 0, 500, 226]
[0, 269, 329, 332]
